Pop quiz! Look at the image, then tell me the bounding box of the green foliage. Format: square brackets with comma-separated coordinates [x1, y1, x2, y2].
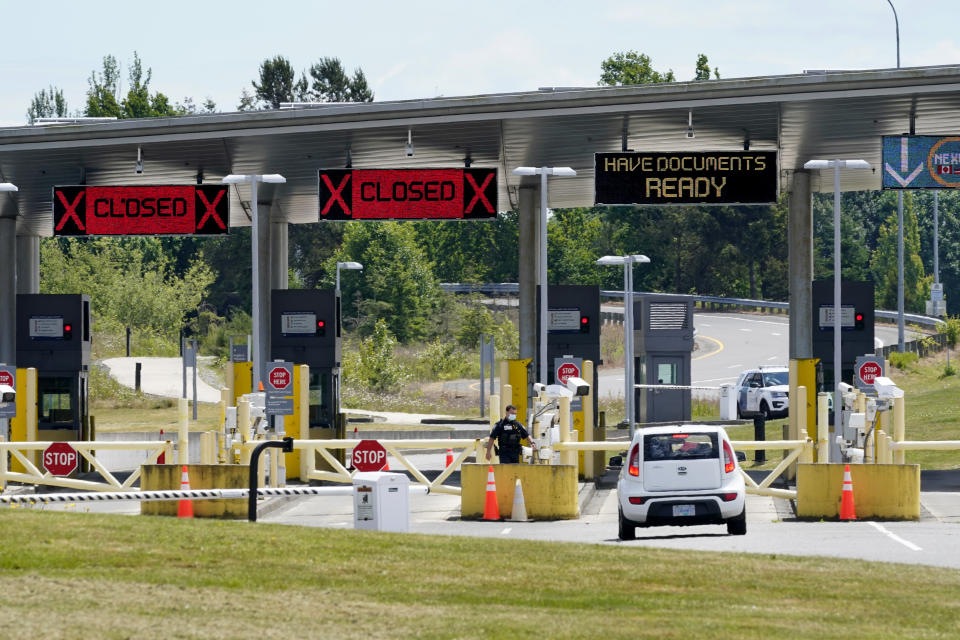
[598, 50, 675, 86]
[27, 86, 68, 123]
[85, 54, 122, 117]
[936, 315, 960, 348]
[942, 363, 956, 378]
[418, 339, 472, 381]
[40, 238, 214, 351]
[335, 222, 441, 342]
[84, 52, 181, 119]
[870, 193, 929, 312]
[693, 54, 719, 81]
[453, 299, 517, 356]
[252, 55, 308, 109]
[307, 57, 374, 102]
[888, 351, 919, 370]
[350, 319, 410, 393]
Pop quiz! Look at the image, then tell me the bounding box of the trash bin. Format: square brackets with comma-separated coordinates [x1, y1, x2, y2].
[353, 472, 410, 533]
[719, 383, 737, 420]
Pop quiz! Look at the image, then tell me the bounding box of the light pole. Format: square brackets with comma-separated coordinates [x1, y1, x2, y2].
[512, 166, 577, 385]
[221, 174, 286, 391]
[885, 0, 907, 350]
[336, 261, 363, 295]
[598, 254, 650, 430]
[804, 159, 871, 462]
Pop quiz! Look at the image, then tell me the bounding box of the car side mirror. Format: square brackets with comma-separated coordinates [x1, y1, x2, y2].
[736, 451, 747, 462]
[609, 455, 623, 467]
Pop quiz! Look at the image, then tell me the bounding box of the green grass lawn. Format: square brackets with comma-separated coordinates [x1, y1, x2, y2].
[0, 510, 958, 639]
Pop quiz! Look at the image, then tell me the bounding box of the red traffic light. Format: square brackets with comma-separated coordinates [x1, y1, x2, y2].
[580, 316, 588, 325]
[64, 324, 72, 332]
[855, 313, 863, 321]
[317, 320, 325, 328]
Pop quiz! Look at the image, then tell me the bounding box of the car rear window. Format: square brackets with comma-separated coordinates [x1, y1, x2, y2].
[644, 433, 719, 461]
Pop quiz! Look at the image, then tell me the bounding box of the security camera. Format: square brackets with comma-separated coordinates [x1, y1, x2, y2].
[533, 382, 546, 395]
[565, 376, 590, 397]
[404, 142, 415, 157]
[872, 376, 904, 400]
[0, 384, 14, 404]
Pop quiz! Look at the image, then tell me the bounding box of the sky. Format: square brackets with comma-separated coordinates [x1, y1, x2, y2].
[1, 0, 958, 127]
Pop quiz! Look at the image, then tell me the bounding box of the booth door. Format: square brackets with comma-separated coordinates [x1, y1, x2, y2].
[649, 357, 688, 423]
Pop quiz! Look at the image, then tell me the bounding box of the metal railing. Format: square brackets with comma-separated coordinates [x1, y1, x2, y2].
[0, 440, 173, 492]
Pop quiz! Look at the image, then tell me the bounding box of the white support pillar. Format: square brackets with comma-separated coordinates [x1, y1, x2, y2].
[252, 202, 271, 390]
[16, 235, 40, 294]
[0, 217, 16, 365]
[517, 185, 537, 387]
[270, 219, 288, 290]
[788, 171, 813, 361]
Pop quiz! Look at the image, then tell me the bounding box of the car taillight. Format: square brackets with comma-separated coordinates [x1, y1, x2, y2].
[628, 444, 640, 476]
[723, 440, 736, 474]
[628, 497, 645, 505]
[721, 493, 738, 502]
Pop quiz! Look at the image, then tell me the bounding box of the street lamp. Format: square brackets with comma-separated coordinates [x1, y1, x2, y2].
[512, 166, 577, 385]
[597, 254, 650, 430]
[0, 183, 19, 192]
[221, 173, 286, 391]
[336, 261, 363, 295]
[803, 159, 871, 462]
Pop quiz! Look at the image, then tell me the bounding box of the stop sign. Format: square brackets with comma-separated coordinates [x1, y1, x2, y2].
[858, 361, 882, 386]
[352, 440, 387, 472]
[43, 442, 78, 476]
[268, 366, 291, 391]
[0, 370, 13, 387]
[556, 362, 581, 384]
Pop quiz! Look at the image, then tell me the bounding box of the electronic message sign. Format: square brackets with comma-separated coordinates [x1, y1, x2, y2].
[594, 151, 778, 206]
[318, 168, 497, 220]
[882, 135, 960, 189]
[53, 185, 230, 236]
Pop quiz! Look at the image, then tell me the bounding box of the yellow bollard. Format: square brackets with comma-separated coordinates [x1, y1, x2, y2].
[816, 392, 829, 463]
[501, 384, 512, 418]
[893, 397, 906, 464]
[178, 397, 189, 465]
[298, 365, 311, 481]
[559, 396, 575, 467]
[489, 394, 500, 429]
[799, 429, 814, 464]
[582, 360, 595, 480]
[237, 400, 251, 444]
[0, 435, 6, 491]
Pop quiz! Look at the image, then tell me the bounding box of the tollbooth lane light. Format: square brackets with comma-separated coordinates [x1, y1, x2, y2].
[317, 319, 326, 336]
[580, 315, 590, 334]
[855, 312, 865, 330]
[63, 323, 73, 340]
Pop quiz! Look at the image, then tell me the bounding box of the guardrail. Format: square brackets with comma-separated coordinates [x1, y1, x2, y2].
[0, 440, 172, 492]
[440, 282, 943, 329]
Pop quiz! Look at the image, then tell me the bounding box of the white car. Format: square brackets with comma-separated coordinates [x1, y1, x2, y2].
[735, 366, 789, 420]
[617, 425, 746, 539]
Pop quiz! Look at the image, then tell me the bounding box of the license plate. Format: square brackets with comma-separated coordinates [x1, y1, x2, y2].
[673, 504, 696, 517]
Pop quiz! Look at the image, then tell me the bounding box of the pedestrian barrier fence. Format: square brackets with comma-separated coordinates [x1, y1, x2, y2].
[0, 440, 172, 493]
[0, 485, 429, 506]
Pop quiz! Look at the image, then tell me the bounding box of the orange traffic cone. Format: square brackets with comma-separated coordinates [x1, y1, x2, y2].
[445, 436, 453, 468]
[177, 465, 194, 519]
[482, 465, 500, 520]
[158, 429, 165, 464]
[840, 464, 856, 520]
[258, 381, 264, 391]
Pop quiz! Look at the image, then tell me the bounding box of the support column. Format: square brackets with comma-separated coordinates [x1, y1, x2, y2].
[517, 185, 537, 370]
[0, 218, 16, 365]
[16, 235, 40, 294]
[252, 203, 271, 390]
[788, 171, 813, 360]
[270, 219, 288, 290]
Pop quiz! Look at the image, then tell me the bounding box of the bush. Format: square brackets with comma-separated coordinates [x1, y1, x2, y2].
[889, 351, 919, 370]
[418, 339, 473, 381]
[937, 315, 960, 349]
[352, 319, 410, 393]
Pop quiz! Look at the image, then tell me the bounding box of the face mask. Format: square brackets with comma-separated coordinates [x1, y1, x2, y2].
[507, 414, 516, 421]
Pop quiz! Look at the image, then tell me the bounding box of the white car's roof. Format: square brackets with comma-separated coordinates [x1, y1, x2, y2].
[634, 425, 730, 438]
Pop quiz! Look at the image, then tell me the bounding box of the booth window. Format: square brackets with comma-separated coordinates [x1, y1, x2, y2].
[38, 377, 74, 426]
[657, 362, 678, 385]
[308, 371, 331, 428]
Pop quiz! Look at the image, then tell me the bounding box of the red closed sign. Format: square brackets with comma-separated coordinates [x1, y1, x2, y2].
[352, 440, 387, 472]
[43, 442, 79, 476]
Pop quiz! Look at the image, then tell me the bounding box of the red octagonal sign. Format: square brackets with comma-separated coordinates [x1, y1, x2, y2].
[858, 362, 882, 386]
[0, 370, 13, 387]
[268, 367, 291, 391]
[556, 362, 581, 385]
[352, 440, 387, 472]
[43, 442, 78, 476]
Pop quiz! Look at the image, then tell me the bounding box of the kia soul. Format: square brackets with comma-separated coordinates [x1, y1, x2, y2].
[617, 425, 746, 539]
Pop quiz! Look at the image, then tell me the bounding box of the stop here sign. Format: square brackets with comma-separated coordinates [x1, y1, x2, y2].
[0, 369, 13, 387]
[556, 362, 581, 384]
[854, 356, 885, 392]
[268, 366, 291, 391]
[858, 362, 882, 385]
[43, 442, 79, 476]
[352, 440, 387, 472]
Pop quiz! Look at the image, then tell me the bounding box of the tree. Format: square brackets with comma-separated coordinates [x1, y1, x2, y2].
[85, 55, 122, 117]
[694, 54, 719, 81]
[871, 193, 929, 311]
[27, 86, 68, 123]
[251, 56, 308, 109]
[307, 57, 374, 102]
[599, 50, 675, 86]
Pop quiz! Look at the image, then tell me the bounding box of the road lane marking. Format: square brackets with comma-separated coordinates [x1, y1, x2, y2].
[869, 522, 922, 551]
[501, 527, 512, 535]
[771, 332, 781, 336]
[728, 364, 743, 369]
[739, 328, 752, 332]
[767, 356, 778, 360]
[692, 335, 724, 361]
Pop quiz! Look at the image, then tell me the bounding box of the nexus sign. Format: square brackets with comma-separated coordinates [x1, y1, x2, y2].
[318, 168, 497, 220]
[53, 185, 230, 236]
[595, 151, 778, 206]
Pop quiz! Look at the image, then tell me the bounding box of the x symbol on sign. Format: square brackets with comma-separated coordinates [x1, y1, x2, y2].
[196, 189, 227, 230]
[55, 189, 86, 232]
[464, 172, 495, 213]
[320, 173, 352, 216]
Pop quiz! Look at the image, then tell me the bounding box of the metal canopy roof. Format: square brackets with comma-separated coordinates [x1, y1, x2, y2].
[3, 65, 960, 237]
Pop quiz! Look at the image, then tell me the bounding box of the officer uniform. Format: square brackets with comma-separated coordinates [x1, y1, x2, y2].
[489, 417, 530, 464]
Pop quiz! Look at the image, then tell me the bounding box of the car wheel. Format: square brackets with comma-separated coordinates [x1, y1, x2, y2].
[759, 401, 771, 421]
[618, 508, 636, 541]
[726, 508, 747, 536]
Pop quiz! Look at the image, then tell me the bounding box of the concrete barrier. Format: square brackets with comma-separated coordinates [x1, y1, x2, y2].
[796, 463, 920, 520]
[461, 463, 578, 520]
[141, 464, 248, 518]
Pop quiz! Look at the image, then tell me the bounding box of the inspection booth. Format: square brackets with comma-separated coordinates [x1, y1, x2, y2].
[634, 295, 694, 423]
